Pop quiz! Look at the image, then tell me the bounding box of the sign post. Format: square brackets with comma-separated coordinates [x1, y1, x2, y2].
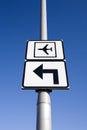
[40, 0, 47, 40]
[22, 0, 69, 130]
[37, 0, 52, 130]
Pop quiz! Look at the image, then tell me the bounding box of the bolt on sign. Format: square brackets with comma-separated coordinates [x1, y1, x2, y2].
[22, 40, 69, 90]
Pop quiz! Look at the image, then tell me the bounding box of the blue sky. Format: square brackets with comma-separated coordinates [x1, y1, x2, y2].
[0, 0, 87, 130]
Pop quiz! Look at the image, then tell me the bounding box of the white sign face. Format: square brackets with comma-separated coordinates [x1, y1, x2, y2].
[22, 61, 68, 89]
[26, 41, 65, 60]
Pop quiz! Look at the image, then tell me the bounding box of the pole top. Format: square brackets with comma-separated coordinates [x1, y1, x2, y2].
[40, 0, 47, 40]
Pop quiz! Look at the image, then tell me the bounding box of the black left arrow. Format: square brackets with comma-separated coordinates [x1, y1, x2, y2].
[33, 64, 59, 84]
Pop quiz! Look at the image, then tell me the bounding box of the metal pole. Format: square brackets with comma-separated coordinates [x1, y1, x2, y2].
[40, 0, 47, 40]
[36, 91, 52, 130]
[36, 0, 52, 130]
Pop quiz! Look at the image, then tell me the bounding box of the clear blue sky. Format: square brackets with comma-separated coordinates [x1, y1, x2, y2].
[0, 0, 87, 130]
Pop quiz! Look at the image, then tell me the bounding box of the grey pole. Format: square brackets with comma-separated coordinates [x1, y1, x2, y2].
[36, 0, 52, 130]
[40, 0, 47, 40]
[36, 91, 52, 130]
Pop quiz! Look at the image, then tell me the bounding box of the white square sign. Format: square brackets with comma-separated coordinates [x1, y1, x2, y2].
[26, 40, 65, 60]
[22, 61, 69, 89]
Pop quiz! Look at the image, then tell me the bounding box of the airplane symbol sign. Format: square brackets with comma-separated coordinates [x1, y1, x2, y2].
[26, 41, 65, 60]
[38, 44, 52, 55]
[34, 42, 57, 58]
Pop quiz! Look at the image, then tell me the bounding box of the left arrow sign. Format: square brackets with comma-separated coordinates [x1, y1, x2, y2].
[33, 64, 59, 84]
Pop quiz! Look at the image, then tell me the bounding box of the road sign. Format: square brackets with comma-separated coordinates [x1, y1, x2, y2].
[22, 61, 68, 89]
[22, 40, 69, 90]
[25, 40, 65, 60]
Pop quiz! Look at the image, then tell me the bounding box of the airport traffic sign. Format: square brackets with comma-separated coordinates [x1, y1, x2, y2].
[25, 40, 65, 61]
[22, 61, 68, 89]
[22, 40, 69, 90]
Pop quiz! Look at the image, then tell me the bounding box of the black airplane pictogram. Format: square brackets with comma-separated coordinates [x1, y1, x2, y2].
[38, 44, 52, 55]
